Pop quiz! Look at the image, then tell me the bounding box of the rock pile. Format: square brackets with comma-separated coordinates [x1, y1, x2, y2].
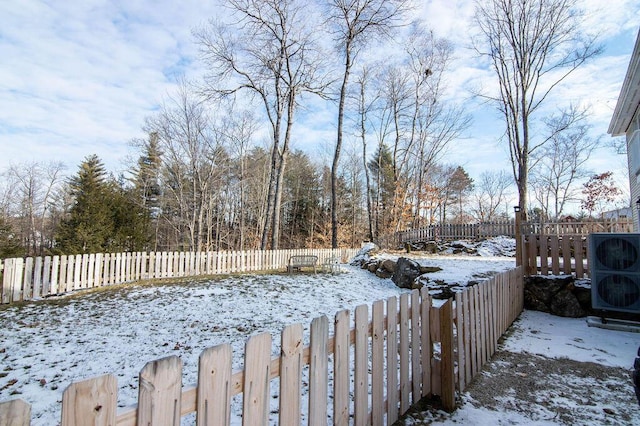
[356, 255, 442, 288]
[524, 275, 591, 318]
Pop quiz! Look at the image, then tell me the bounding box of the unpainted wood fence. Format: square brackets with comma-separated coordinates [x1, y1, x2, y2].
[521, 234, 590, 278]
[0, 267, 524, 425]
[397, 221, 515, 245]
[0, 248, 358, 304]
[392, 219, 633, 249]
[521, 219, 633, 235]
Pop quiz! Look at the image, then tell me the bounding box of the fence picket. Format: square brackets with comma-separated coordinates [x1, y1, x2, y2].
[353, 305, 369, 426]
[387, 295, 399, 424]
[371, 300, 385, 425]
[42, 256, 51, 296]
[279, 324, 303, 426]
[23, 257, 34, 299]
[575, 237, 585, 277]
[1, 259, 12, 303]
[11, 258, 23, 302]
[471, 285, 480, 377]
[138, 356, 182, 426]
[333, 309, 350, 426]
[410, 290, 421, 403]
[439, 300, 455, 412]
[539, 236, 548, 275]
[51, 256, 59, 294]
[61, 374, 117, 426]
[242, 333, 271, 426]
[419, 287, 431, 398]
[33, 256, 43, 296]
[0, 398, 31, 426]
[197, 344, 232, 426]
[87, 254, 95, 288]
[399, 293, 410, 413]
[455, 292, 465, 391]
[309, 316, 329, 426]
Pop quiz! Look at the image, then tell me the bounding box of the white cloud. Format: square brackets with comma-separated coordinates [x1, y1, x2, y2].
[0, 0, 638, 195]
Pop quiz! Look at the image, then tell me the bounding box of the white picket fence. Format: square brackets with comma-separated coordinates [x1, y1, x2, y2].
[0, 248, 358, 304]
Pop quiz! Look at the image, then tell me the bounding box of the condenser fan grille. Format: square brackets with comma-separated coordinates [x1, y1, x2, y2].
[596, 275, 640, 308]
[595, 237, 638, 270]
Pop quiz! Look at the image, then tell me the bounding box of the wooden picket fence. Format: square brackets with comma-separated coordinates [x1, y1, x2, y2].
[521, 234, 589, 278]
[0, 267, 524, 425]
[392, 218, 633, 249]
[0, 248, 358, 304]
[521, 219, 633, 236]
[397, 221, 515, 245]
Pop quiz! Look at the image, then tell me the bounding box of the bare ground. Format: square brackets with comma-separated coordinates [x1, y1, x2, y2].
[398, 349, 639, 425]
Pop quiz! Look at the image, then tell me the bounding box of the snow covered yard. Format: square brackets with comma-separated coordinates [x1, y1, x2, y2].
[0, 256, 514, 425]
[1, 245, 638, 425]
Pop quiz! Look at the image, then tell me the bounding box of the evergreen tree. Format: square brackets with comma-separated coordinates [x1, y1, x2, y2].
[56, 155, 112, 253]
[56, 155, 152, 253]
[0, 217, 24, 258]
[368, 144, 395, 237]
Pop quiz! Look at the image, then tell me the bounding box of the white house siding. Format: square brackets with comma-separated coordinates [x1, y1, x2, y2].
[629, 112, 640, 230]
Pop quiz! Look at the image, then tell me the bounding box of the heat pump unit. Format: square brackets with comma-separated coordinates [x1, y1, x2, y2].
[589, 233, 640, 313]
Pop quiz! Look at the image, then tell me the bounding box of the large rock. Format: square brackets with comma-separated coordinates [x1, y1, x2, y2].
[392, 257, 422, 289]
[524, 275, 586, 318]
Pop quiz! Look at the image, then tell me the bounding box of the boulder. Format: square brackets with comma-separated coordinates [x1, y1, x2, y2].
[549, 288, 585, 317]
[376, 268, 393, 279]
[420, 265, 443, 274]
[424, 241, 439, 253]
[524, 275, 586, 318]
[392, 257, 422, 289]
[380, 259, 397, 273]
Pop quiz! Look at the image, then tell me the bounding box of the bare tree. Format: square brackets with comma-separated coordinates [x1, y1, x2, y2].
[471, 170, 513, 221]
[326, 0, 410, 248]
[473, 0, 601, 217]
[530, 106, 599, 219]
[354, 66, 377, 241]
[144, 82, 223, 251]
[6, 161, 66, 255]
[195, 0, 328, 249]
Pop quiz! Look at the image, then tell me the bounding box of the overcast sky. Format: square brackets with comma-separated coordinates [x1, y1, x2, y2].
[1, 0, 639, 197]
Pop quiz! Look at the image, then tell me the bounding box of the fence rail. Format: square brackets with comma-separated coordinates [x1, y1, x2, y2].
[0, 267, 524, 425]
[1, 248, 358, 304]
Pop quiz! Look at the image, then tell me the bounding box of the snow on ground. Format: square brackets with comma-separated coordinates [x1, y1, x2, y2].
[0, 237, 638, 425]
[405, 310, 640, 426]
[502, 310, 638, 368]
[0, 255, 513, 425]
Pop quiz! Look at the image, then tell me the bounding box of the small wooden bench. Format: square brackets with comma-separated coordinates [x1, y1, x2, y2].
[287, 255, 318, 274]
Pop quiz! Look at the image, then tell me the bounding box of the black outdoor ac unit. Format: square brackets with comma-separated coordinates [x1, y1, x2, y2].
[589, 233, 640, 313]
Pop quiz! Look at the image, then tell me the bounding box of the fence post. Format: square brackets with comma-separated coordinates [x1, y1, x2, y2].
[514, 206, 523, 267]
[439, 300, 455, 412]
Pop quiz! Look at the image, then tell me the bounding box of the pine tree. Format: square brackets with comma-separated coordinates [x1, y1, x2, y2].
[368, 144, 395, 237]
[56, 155, 112, 253]
[55, 155, 152, 253]
[0, 217, 24, 258]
